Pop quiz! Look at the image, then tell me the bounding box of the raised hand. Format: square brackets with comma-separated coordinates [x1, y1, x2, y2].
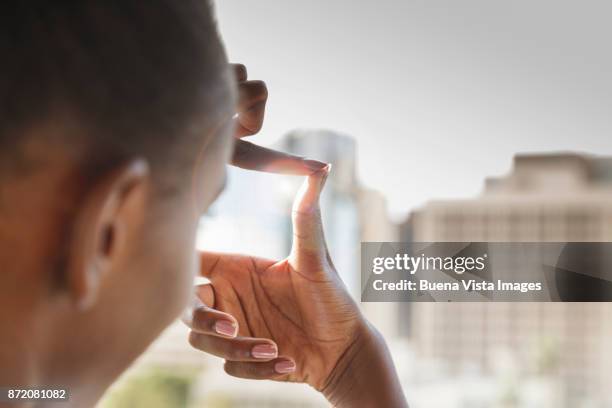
[186, 167, 359, 384]
[185, 168, 408, 407]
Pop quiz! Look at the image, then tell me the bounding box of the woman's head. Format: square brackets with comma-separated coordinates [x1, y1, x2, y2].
[0, 1, 235, 401]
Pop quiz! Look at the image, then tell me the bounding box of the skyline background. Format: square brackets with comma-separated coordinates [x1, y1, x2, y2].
[215, 0, 612, 219]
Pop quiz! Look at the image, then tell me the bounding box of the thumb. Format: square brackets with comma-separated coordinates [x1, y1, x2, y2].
[289, 164, 331, 271]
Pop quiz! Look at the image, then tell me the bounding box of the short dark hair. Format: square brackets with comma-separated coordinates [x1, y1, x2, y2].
[0, 1, 230, 183]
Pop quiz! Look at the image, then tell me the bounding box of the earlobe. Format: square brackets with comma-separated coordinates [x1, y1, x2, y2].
[66, 159, 149, 311]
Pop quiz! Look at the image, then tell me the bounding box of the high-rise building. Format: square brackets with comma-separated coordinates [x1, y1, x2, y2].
[403, 153, 612, 406]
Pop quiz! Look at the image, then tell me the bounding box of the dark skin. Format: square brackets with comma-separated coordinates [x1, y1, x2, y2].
[186, 64, 409, 407]
[0, 61, 406, 407]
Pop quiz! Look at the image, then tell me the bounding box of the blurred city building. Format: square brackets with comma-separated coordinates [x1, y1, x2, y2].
[402, 153, 612, 407]
[409, 153, 612, 242]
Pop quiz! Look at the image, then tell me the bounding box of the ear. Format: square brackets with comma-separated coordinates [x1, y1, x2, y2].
[66, 159, 150, 311]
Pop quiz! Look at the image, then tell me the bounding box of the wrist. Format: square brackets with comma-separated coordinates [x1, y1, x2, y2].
[320, 319, 408, 408]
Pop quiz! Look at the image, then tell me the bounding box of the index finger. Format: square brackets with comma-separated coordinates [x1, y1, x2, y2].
[232, 139, 327, 175]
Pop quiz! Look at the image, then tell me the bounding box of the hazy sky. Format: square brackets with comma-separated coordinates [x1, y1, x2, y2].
[214, 0, 612, 218]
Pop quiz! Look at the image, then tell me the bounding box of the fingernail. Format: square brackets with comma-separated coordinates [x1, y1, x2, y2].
[303, 159, 328, 172]
[214, 320, 237, 337]
[251, 344, 278, 359]
[274, 360, 296, 374]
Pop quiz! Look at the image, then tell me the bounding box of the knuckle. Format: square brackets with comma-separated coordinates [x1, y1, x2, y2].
[215, 337, 252, 360]
[224, 361, 262, 378]
[234, 63, 247, 78]
[253, 80, 268, 100]
[241, 80, 267, 101]
[246, 116, 264, 134]
[188, 331, 204, 349]
[223, 360, 244, 377]
[218, 341, 237, 358]
[192, 307, 214, 331]
[230, 345, 252, 360]
[233, 63, 246, 71]
[223, 360, 238, 376]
